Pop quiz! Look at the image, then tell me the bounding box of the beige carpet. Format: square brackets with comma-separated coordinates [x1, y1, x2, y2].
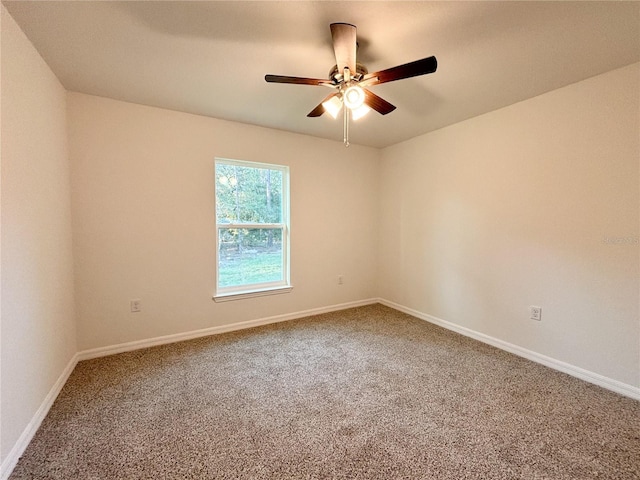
[9, 304, 640, 479]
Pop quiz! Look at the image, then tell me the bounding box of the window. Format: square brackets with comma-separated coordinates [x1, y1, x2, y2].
[214, 158, 290, 301]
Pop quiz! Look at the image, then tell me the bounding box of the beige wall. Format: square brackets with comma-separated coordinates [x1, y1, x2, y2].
[379, 63, 640, 387]
[1, 6, 77, 464]
[67, 93, 379, 351]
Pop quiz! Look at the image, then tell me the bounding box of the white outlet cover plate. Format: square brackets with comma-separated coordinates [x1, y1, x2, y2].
[530, 306, 542, 321]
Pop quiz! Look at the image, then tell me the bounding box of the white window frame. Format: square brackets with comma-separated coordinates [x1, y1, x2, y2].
[213, 158, 291, 302]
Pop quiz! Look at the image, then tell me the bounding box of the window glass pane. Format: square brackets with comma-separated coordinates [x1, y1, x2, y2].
[216, 163, 283, 224]
[218, 228, 283, 288]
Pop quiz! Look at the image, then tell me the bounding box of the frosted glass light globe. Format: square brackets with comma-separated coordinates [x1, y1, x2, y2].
[343, 85, 365, 110]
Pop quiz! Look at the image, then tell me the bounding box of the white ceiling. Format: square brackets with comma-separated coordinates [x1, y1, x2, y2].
[4, 1, 639, 148]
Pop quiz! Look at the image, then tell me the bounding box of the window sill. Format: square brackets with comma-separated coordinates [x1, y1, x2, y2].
[213, 285, 293, 303]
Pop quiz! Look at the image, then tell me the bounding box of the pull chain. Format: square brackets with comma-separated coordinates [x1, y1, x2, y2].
[343, 106, 350, 147]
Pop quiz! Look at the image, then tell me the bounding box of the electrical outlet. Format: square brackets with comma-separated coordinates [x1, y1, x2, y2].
[338, 275, 344, 285]
[530, 306, 542, 321]
[130, 299, 141, 313]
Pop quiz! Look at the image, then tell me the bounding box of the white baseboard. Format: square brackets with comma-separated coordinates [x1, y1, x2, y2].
[1, 353, 80, 480]
[378, 298, 640, 401]
[77, 298, 378, 361]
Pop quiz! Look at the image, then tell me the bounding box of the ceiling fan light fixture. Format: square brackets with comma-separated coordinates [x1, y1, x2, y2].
[351, 104, 371, 121]
[322, 96, 343, 118]
[343, 85, 365, 110]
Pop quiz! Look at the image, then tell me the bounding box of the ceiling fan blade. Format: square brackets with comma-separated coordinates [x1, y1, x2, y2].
[363, 89, 396, 115]
[361, 56, 437, 87]
[330, 23, 357, 73]
[265, 74, 333, 86]
[307, 104, 325, 118]
[307, 93, 338, 117]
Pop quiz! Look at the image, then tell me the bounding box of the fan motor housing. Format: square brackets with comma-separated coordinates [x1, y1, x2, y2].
[329, 63, 369, 84]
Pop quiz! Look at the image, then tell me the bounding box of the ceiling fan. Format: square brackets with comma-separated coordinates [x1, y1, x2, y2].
[265, 22, 437, 146]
